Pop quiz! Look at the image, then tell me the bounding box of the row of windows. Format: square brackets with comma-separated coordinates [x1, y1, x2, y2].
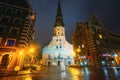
[56, 46, 62, 49]
[0, 16, 22, 25]
[0, 5, 23, 16]
[0, 38, 16, 46]
[91, 26, 106, 34]
[56, 39, 61, 42]
[54, 32, 64, 35]
[0, 26, 19, 35]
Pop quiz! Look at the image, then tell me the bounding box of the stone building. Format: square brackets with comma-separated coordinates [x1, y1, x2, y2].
[72, 14, 120, 67]
[0, 0, 36, 68]
[42, 1, 74, 66]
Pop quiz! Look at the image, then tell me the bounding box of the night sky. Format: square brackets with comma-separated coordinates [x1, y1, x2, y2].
[29, 0, 120, 47]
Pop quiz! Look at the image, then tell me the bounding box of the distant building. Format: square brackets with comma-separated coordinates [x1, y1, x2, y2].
[42, 1, 74, 66]
[0, 0, 36, 68]
[72, 14, 120, 67]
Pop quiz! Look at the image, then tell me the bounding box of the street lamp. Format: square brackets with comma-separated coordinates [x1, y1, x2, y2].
[19, 51, 23, 55]
[29, 47, 35, 60]
[76, 46, 81, 53]
[29, 47, 35, 73]
[14, 50, 23, 73]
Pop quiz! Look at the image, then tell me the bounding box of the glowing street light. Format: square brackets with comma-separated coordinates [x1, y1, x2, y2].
[30, 48, 34, 53]
[76, 47, 81, 53]
[82, 44, 84, 48]
[19, 51, 23, 55]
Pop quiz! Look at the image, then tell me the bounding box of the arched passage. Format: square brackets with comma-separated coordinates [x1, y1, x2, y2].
[1, 54, 9, 67]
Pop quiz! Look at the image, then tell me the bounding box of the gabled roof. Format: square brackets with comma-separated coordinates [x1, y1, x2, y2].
[86, 14, 103, 27]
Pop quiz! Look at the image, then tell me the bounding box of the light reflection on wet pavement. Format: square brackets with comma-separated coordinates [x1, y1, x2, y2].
[0, 66, 120, 80]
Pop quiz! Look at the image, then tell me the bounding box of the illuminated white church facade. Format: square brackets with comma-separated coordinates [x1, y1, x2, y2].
[42, 1, 74, 66]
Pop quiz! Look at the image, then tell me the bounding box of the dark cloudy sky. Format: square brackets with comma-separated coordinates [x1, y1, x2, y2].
[29, 0, 120, 47]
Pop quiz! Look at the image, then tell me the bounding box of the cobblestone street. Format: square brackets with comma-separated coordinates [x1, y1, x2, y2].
[0, 66, 120, 80]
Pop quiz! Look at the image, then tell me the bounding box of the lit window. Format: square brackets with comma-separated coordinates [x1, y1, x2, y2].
[6, 39, 15, 46]
[99, 34, 103, 39]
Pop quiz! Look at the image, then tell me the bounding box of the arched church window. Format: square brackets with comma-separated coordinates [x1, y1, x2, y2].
[60, 46, 62, 48]
[56, 46, 58, 49]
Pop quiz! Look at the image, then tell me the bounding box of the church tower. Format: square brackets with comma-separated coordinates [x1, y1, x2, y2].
[42, 0, 74, 66]
[54, 0, 65, 36]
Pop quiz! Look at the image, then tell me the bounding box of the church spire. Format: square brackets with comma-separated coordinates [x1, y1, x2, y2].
[54, 0, 64, 27]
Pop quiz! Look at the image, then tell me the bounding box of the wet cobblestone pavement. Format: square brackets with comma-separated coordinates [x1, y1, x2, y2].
[0, 66, 120, 80]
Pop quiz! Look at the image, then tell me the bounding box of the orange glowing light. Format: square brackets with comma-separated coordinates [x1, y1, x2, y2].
[30, 48, 34, 53]
[19, 51, 23, 55]
[30, 15, 35, 20]
[76, 48, 81, 53]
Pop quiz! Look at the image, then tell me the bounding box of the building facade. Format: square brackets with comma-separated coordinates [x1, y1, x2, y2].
[109, 33, 120, 65]
[72, 14, 120, 67]
[42, 1, 74, 66]
[0, 0, 36, 69]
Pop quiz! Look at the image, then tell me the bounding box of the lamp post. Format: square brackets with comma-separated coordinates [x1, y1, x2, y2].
[14, 50, 23, 73]
[29, 47, 35, 72]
